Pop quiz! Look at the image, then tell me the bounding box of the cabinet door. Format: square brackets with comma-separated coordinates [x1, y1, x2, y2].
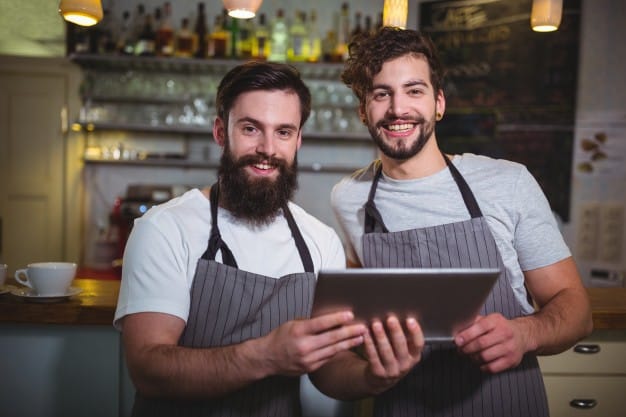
[0, 61, 67, 271]
[543, 375, 626, 417]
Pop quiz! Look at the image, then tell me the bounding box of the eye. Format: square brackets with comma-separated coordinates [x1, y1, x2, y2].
[372, 90, 390, 101]
[277, 128, 295, 139]
[242, 124, 258, 134]
[406, 87, 425, 97]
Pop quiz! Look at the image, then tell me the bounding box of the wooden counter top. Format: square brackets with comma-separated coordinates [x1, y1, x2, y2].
[0, 279, 119, 326]
[1, 280, 625, 329]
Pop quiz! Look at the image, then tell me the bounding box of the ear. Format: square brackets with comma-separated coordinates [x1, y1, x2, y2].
[296, 130, 302, 150]
[213, 117, 226, 147]
[436, 89, 446, 118]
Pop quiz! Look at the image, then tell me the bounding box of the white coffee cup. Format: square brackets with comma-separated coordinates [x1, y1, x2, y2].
[14, 262, 77, 296]
[0, 263, 7, 288]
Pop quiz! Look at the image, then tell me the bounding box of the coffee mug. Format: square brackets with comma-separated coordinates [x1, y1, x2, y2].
[0, 263, 7, 288]
[14, 262, 77, 296]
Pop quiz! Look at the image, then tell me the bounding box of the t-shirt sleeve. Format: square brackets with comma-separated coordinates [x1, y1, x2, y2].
[512, 167, 571, 271]
[113, 216, 191, 330]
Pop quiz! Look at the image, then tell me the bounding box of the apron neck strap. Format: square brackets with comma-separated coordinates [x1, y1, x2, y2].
[363, 153, 483, 234]
[442, 153, 483, 218]
[202, 183, 314, 273]
[201, 182, 238, 267]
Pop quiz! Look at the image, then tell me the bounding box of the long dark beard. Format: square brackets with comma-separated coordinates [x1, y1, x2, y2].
[369, 113, 436, 160]
[217, 144, 298, 226]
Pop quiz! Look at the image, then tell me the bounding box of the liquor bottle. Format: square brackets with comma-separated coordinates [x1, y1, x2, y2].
[117, 10, 134, 55]
[175, 18, 194, 57]
[135, 12, 156, 56]
[268, 8, 288, 62]
[251, 13, 270, 60]
[193, 2, 209, 58]
[351, 11, 364, 38]
[130, 4, 146, 48]
[307, 10, 322, 63]
[98, 8, 116, 54]
[335, 2, 350, 60]
[287, 10, 309, 62]
[364, 15, 373, 35]
[229, 14, 240, 58]
[208, 12, 229, 58]
[238, 17, 254, 58]
[156, 2, 174, 56]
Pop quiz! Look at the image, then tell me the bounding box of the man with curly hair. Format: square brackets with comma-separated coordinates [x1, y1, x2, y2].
[310, 27, 592, 417]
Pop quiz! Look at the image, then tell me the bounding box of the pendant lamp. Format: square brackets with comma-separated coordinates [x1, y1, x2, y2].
[531, 0, 563, 32]
[59, 0, 103, 27]
[383, 0, 408, 29]
[222, 0, 263, 19]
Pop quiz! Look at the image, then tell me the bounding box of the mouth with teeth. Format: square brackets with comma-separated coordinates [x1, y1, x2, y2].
[381, 120, 419, 137]
[250, 161, 277, 175]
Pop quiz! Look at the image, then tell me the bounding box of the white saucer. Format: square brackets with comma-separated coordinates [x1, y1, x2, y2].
[10, 286, 83, 302]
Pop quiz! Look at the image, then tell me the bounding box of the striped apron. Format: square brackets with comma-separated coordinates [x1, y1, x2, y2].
[362, 155, 549, 417]
[132, 184, 317, 417]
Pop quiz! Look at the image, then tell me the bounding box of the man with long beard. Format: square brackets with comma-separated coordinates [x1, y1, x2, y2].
[114, 61, 366, 417]
[310, 28, 592, 417]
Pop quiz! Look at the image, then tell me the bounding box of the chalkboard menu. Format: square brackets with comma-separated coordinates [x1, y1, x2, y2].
[420, 0, 581, 221]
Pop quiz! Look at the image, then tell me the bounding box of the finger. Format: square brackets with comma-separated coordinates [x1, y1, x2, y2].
[371, 320, 398, 371]
[362, 329, 384, 373]
[308, 322, 367, 352]
[405, 317, 425, 356]
[455, 315, 492, 347]
[303, 334, 366, 369]
[306, 311, 357, 334]
[385, 315, 409, 358]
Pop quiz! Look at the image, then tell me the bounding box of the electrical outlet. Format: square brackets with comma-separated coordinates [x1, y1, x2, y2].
[577, 202, 600, 261]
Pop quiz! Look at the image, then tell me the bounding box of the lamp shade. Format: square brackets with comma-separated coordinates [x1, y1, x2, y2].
[531, 0, 563, 32]
[383, 0, 408, 29]
[59, 0, 103, 26]
[222, 0, 263, 19]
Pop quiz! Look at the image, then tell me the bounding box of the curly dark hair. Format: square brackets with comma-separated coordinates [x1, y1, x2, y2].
[215, 61, 311, 128]
[341, 27, 446, 105]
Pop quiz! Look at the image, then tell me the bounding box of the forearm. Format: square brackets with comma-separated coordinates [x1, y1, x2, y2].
[129, 337, 269, 399]
[517, 286, 593, 356]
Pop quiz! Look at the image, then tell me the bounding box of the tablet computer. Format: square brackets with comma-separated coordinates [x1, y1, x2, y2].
[311, 268, 500, 342]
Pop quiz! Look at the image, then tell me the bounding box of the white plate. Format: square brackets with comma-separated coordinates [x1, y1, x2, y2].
[10, 286, 83, 302]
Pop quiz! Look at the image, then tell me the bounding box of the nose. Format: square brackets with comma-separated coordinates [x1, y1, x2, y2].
[388, 93, 409, 118]
[256, 133, 275, 157]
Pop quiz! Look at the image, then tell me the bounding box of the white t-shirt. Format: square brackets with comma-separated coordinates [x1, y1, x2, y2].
[114, 188, 346, 329]
[331, 153, 571, 314]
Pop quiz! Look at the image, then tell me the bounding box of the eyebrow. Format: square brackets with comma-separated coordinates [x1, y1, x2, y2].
[235, 116, 298, 131]
[371, 79, 429, 91]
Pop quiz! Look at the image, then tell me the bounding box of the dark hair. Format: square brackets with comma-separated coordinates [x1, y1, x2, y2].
[215, 61, 311, 128]
[341, 27, 446, 104]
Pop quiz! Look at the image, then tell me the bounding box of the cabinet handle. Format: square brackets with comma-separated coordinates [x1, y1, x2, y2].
[569, 399, 597, 409]
[573, 344, 601, 354]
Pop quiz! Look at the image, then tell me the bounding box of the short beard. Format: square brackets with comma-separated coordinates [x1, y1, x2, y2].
[368, 113, 436, 160]
[217, 144, 298, 227]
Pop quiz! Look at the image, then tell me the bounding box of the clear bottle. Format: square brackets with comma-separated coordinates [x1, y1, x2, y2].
[251, 13, 270, 60]
[268, 8, 288, 62]
[287, 10, 309, 62]
[156, 2, 175, 56]
[307, 10, 322, 63]
[193, 2, 209, 58]
[175, 17, 194, 58]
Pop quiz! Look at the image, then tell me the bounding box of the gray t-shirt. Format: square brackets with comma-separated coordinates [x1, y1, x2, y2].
[331, 153, 571, 314]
